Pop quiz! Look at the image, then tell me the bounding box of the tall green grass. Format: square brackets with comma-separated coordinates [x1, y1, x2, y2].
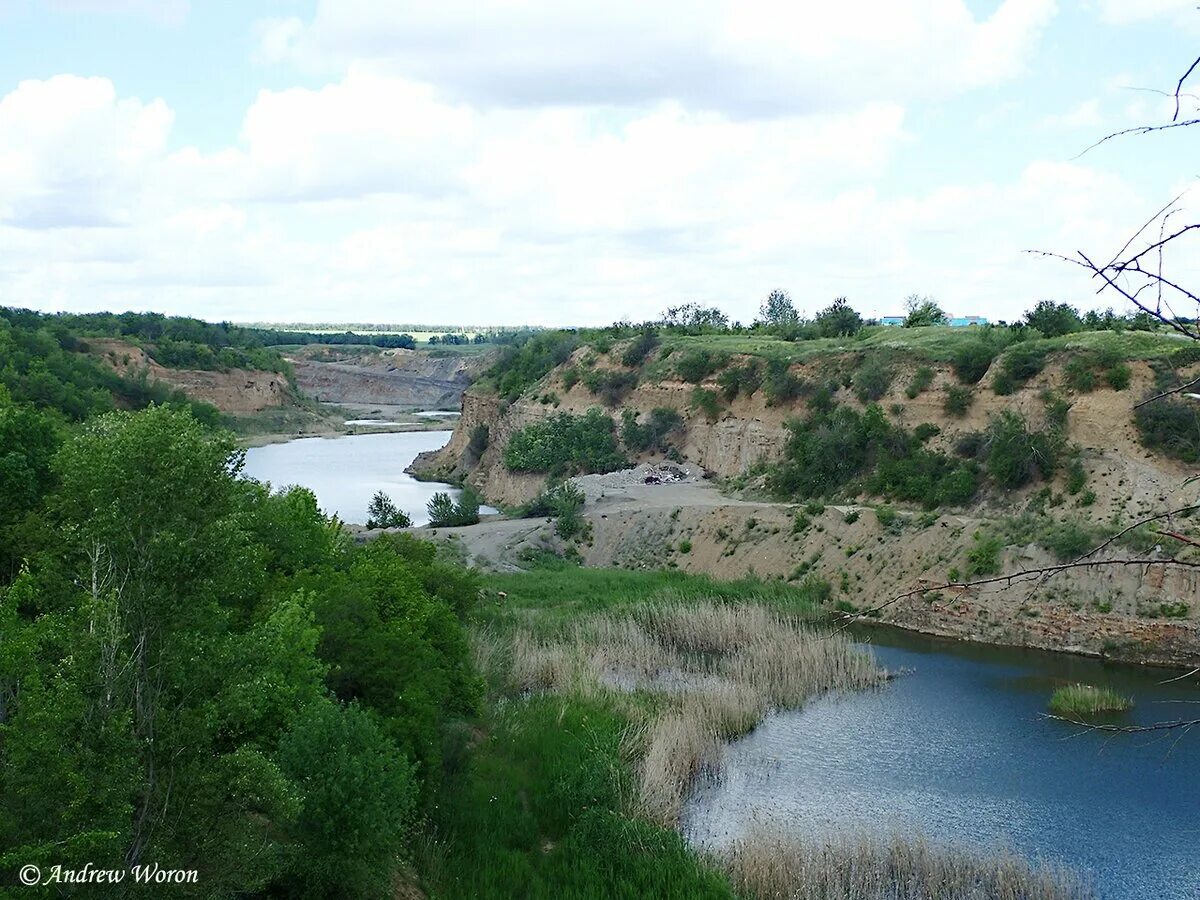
[1048, 683, 1132, 718]
[419, 695, 735, 899]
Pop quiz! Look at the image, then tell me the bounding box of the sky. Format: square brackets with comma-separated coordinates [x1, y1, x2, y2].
[0, 1, 1197, 327]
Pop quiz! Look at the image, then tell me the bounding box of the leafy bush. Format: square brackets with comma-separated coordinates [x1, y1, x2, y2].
[1064, 357, 1096, 392]
[875, 505, 897, 526]
[1135, 398, 1200, 462]
[814, 297, 863, 337]
[905, 366, 935, 399]
[717, 360, 763, 401]
[620, 329, 659, 367]
[853, 357, 893, 403]
[621, 407, 683, 454]
[504, 409, 628, 475]
[763, 358, 804, 406]
[491, 331, 579, 401]
[766, 404, 979, 507]
[427, 486, 482, 527]
[582, 369, 639, 406]
[997, 344, 1048, 389]
[1024, 300, 1082, 337]
[966, 532, 1003, 576]
[953, 340, 998, 384]
[546, 482, 587, 538]
[366, 490, 412, 529]
[1065, 350, 1131, 394]
[675, 349, 727, 383]
[1038, 518, 1098, 561]
[1042, 391, 1070, 429]
[1065, 458, 1087, 495]
[560, 366, 580, 391]
[690, 387, 722, 421]
[277, 700, 419, 900]
[983, 410, 1063, 489]
[903, 296, 948, 327]
[913, 422, 940, 442]
[1106, 363, 1131, 390]
[943, 385, 974, 417]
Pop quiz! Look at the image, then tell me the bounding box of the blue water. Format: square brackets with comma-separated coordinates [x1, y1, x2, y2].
[242, 430, 492, 526]
[682, 629, 1200, 899]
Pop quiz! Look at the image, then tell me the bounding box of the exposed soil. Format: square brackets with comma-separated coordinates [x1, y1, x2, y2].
[288, 345, 490, 410]
[412, 467, 1200, 667]
[90, 339, 292, 414]
[408, 347, 1200, 666]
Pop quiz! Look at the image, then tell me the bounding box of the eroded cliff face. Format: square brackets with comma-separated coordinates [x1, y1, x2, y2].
[91, 339, 291, 413]
[289, 346, 490, 409]
[413, 344, 1192, 517]
[410, 342, 1200, 663]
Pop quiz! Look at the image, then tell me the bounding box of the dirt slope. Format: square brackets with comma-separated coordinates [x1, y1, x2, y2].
[410, 339, 1200, 664]
[91, 339, 291, 413]
[289, 346, 490, 409]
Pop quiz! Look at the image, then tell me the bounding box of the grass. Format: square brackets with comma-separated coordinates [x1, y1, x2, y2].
[480, 564, 827, 633]
[655, 326, 1186, 368]
[1048, 683, 1132, 718]
[724, 830, 1092, 900]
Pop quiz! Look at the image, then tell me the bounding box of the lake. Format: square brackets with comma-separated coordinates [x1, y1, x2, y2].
[682, 627, 1200, 900]
[242, 430, 490, 526]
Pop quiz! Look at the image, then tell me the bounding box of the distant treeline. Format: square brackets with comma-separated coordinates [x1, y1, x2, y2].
[255, 327, 540, 349]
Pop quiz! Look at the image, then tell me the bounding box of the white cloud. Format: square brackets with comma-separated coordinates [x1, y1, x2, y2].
[0, 75, 172, 228]
[0, 67, 1185, 326]
[257, 0, 1056, 114]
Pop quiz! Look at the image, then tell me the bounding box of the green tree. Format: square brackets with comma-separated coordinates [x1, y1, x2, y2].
[814, 297, 863, 337]
[758, 289, 799, 330]
[902, 295, 949, 327]
[1024, 300, 1082, 337]
[366, 490, 412, 529]
[277, 700, 420, 900]
[2, 406, 317, 891]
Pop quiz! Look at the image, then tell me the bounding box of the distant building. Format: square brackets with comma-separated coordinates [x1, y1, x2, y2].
[878, 314, 988, 327]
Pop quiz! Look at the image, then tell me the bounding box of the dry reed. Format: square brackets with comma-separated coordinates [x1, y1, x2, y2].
[723, 829, 1092, 900]
[505, 599, 884, 824]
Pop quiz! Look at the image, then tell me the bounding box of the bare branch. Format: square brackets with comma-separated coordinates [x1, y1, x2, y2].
[1133, 375, 1200, 409]
[1174, 54, 1200, 122]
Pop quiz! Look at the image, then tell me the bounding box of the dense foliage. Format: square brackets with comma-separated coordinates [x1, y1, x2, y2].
[366, 490, 413, 528]
[2, 307, 291, 375]
[767, 404, 980, 508]
[487, 331, 580, 402]
[503, 409, 627, 475]
[0, 403, 479, 897]
[0, 312, 221, 424]
[621, 407, 683, 454]
[1135, 399, 1200, 463]
[427, 487, 483, 527]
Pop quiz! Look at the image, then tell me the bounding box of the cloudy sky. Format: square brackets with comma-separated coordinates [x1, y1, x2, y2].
[0, 1, 1197, 326]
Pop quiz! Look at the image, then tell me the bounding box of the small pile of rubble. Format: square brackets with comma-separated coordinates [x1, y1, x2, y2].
[572, 461, 706, 500]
